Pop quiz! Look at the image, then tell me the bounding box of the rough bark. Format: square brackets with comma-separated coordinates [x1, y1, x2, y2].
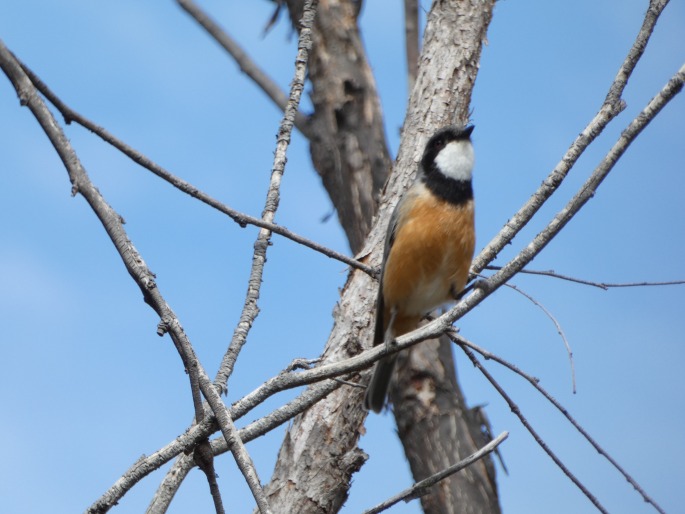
[393, 336, 500, 514]
[261, 1, 499, 513]
[388, 2, 501, 512]
[285, 0, 392, 254]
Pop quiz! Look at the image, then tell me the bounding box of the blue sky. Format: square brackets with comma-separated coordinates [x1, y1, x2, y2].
[0, 1, 683, 513]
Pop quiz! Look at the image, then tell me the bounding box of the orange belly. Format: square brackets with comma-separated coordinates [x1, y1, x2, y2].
[381, 191, 475, 337]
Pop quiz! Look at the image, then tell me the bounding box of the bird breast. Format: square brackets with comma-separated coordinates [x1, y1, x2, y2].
[382, 187, 475, 317]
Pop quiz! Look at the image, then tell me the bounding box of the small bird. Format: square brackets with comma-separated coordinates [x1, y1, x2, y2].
[364, 125, 476, 413]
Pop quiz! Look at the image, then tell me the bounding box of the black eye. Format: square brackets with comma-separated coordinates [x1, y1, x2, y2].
[431, 136, 446, 151]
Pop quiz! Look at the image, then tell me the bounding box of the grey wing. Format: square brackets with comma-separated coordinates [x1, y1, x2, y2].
[373, 200, 402, 347]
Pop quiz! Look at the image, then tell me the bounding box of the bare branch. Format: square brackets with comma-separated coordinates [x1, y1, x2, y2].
[597, 279, 685, 288]
[501, 281, 576, 393]
[146, 455, 194, 514]
[146, 378, 343, 514]
[149, 378, 350, 513]
[604, 0, 671, 106]
[458, 344, 609, 513]
[444, 61, 685, 336]
[214, 0, 317, 390]
[99, 416, 213, 514]
[176, 0, 312, 137]
[14, 58, 373, 277]
[150, 3, 319, 509]
[194, 439, 226, 514]
[485, 265, 685, 290]
[0, 40, 271, 514]
[451, 334, 667, 514]
[362, 432, 509, 514]
[472, 0, 671, 273]
[100, 376, 343, 514]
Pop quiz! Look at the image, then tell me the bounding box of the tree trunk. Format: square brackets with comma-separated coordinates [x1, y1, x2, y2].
[392, 336, 500, 514]
[286, 0, 391, 254]
[262, 1, 499, 512]
[388, 2, 500, 512]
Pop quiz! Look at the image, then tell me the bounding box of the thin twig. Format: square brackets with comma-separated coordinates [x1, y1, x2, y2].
[472, 0, 670, 274]
[0, 40, 270, 514]
[485, 265, 685, 290]
[148, 2, 318, 511]
[451, 334, 667, 514]
[362, 432, 509, 514]
[145, 378, 344, 514]
[194, 439, 226, 514]
[15, 58, 372, 278]
[482, 60, 685, 293]
[176, 0, 313, 137]
[102, 377, 342, 514]
[214, 0, 317, 389]
[598, 279, 685, 288]
[444, 61, 685, 337]
[458, 344, 609, 513]
[501, 281, 576, 393]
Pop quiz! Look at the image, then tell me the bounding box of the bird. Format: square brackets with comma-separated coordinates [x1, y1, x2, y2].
[363, 125, 476, 413]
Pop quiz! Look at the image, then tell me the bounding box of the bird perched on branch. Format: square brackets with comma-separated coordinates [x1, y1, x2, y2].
[364, 125, 476, 413]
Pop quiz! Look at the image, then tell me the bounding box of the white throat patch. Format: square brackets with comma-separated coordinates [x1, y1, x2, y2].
[434, 140, 474, 181]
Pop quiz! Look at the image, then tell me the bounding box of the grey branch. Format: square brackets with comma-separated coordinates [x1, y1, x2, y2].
[146, 378, 342, 514]
[452, 334, 668, 514]
[362, 432, 509, 514]
[501, 282, 576, 393]
[459, 344, 609, 514]
[176, 0, 312, 137]
[472, 0, 670, 274]
[214, 0, 317, 390]
[0, 40, 270, 514]
[151, 2, 318, 511]
[486, 265, 685, 290]
[96, 376, 342, 514]
[14, 58, 372, 277]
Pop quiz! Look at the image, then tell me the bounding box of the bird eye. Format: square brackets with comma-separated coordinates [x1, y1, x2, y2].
[432, 136, 445, 151]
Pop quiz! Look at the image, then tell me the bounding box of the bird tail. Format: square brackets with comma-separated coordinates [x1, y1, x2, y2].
[363, 354, 397, 413]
